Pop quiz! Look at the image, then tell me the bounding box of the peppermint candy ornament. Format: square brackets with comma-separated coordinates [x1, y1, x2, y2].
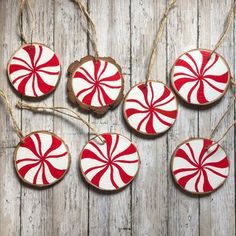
[123, 81, 178, 135]
[69, 0, 124, 115]
[80, 133, 140, 191]
[14, 131, 71, 187]
[122, 0, 177, 135]
[171, 138, 229, 194]
[68, 56, 123, 115]
[7, 43, 61, 98]
[171, 49, 230, 105]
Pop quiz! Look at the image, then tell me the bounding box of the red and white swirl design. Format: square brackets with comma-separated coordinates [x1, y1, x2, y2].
[8, 43, 61, 97]
[72, 58, 122, 108]
[80, 133, 140, 190]
[172, 138, 229, 194]
[171, 49, 230, 105]
[15, 132, 70, 187]
[123, 81, 178, 135]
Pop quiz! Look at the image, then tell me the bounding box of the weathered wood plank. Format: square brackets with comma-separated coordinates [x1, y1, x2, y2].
[0, 1, 21, 235]
[20, 1, 54, 235]
[0, 1, 235, 236]
[131, 0, 168, 235]
[167, 0, 199, 235]
[88, 0, 132, 235]
[53, 0, 89, 235]
[198, 1, 235, 235]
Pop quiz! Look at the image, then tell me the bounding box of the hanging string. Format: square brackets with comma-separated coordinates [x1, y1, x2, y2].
[18, 0, 35, 44]
[145, 0, 176, 84]
[206, 0, 236, 150]
[211, 120, 236, 147]
[17, 101, 105, 144]
[210, 0, 236, 57]
[205, 96, 235, 150]
[209, 96, 235, 139]
[73, 0, 99, 58]
[0, 89, 24, 141]
[231, 77, 236, 86]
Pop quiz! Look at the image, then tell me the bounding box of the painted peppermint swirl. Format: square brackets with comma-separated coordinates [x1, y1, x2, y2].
[71, 58, 122, 108]
[14, 131, 70, 187]
[8, 43, 61, 97]
[171, 138, 229, 194]
[123, 81, 178, 135]
[80, 133, 140, 190]
[171, 49, 230, 105]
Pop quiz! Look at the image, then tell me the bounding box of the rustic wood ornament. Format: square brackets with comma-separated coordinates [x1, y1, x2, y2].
[14, 131, 71, 187]
[123, 81, 178, 135]
[171, 96, 236, 195]
[171, 49, 230, 105]
[80, 133, 140, 191]
[8, 43, 61, 98]
[170, 2, 236, 106]
[0, 89, 71, 188]
[17, 102, 141, 191]
[68, 0, 124, 115]
[68, 55, 123, 115]
[7, 0, 61, 98]
[171, 138, 229, 194]
[123, 0, 177, 136]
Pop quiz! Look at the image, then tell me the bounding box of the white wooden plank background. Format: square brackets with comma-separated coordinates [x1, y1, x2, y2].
[0, 0, 235, 235]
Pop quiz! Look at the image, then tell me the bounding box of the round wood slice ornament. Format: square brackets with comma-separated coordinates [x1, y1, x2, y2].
[7, 43, 61, 98]
[171, 49, 230, 106]
[80, 133, 140, 191]
[123, 81, 178, 136]
[67, 56, 124, 115]
[171, 138, 229, 194]
[14, 131, 71, 187]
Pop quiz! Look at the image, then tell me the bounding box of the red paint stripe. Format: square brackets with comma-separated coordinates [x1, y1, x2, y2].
[112, 143, 137, 162]
[89, 141, 108, 161]
[84, 164, 107, 175]
[110, 165, 119, 189]
[126, 99, 149, 109]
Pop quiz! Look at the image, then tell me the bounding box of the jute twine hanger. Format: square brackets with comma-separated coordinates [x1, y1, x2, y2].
[0, 89, 24, 141]
[145, 0, 176, 85]
[205, 1, 236, 149]
[17, 101, 106, 144]
[206, 94, 236, 150]
[0, 90, 71, 187]
[18, 0, 35, 45]
[73, 0, 99, 58]
[209, 0, 236, 59]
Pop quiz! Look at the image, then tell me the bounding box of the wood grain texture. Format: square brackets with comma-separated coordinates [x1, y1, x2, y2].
[88, 1, 132, 235]
[20, 1, 54, 235]
[167, 1, 199, 236]
[53, 0, 89, 235]
[131, 1, 168, 235]
[0, 1, 22, 236]
[198, 1, 235, 236]
[0, 0, 235, 236]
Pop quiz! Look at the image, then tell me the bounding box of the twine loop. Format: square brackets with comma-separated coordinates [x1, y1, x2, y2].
[16, 101, 105, 145]
[18, 0, 35, 45]
[73, 0, 99, 58]
[145, 0, 176, 84]
[206, 96, 236, 150]
[209, 0, 236, 58]
[0, 89, 24, 141]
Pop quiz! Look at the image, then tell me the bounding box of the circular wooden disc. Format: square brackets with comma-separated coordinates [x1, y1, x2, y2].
[14, 131, 71, 187]
[79, 133, 140, 191]
[170, 49, 230, 106]
[7, 43, 61, 98]
[171, 138, 229, 195]
[67, 55, 124, 115]
[123, 81, 178, 136]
